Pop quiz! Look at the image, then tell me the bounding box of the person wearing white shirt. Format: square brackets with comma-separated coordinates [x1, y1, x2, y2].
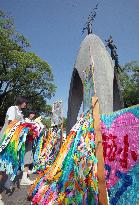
[0, 97, 27, 140]
[25, 110, 36, 123]
[0, 97, 28, 194]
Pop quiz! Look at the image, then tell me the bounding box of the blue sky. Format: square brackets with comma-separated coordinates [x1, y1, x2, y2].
[0, 0, 139, 116]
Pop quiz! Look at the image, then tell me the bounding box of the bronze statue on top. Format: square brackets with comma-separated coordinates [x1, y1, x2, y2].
[105, 35, 121, 71]
[82, 3, 99, 35]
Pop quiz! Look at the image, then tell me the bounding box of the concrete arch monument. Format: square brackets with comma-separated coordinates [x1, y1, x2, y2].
[67, 34, 123, 133]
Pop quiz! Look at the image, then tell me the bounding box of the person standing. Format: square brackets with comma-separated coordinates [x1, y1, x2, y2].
[0, 96, 27, 141]
[20, 110, 36, 184]
[0, 96, 28, 200]
[25, 110, 36, 123]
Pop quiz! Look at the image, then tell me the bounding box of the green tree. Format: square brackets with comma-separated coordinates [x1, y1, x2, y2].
[41, 117, 67, 130]
[0, 10, 56, 124]
[63, 117, 67, 130]
[120, 61, 139, 107]
[42, 117, 51, 129]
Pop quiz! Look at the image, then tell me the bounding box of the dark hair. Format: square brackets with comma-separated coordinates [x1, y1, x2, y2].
[28, 110, 36, 115]
[16, 96, 28, 105]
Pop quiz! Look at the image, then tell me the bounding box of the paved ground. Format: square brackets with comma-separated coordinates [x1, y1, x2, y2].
[0, 173, 37, 205]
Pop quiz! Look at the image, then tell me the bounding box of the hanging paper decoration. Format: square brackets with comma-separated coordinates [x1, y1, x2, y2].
[0, 120, 44, 180]
[29, 112, 98, 205]
[83, 64, 94, 112]
[33, 128, 62, 172]
[51, 100, 63, 126]
[101, 105, 139, 205]
[29, 105, 139, 205]
[33, 130, 45, 171]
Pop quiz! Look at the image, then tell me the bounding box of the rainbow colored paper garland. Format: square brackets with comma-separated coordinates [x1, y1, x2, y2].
[101, 105, 139, 205]
[30, 112, 98, 204]
[29, 105, 139, 205]
[1, 105, 138, 204]
[0, 120, 43, 180]
[33, 129, 62, 172]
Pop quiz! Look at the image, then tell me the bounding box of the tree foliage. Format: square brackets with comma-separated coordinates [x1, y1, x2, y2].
[42, 117, 51, 130]
[0, 10, 56, 124]
[42, 117, 67, 130]
[63, 117, 67, 130]
[120, 61, 139, 107]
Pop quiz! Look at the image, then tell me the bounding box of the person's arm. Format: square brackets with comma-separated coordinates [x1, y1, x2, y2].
[6, 106, 16, 124]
